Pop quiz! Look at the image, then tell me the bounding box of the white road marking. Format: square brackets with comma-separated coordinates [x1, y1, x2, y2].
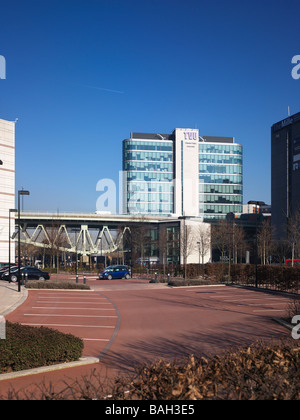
[24, 313, 117, 318]
[32, 306, 115, 311]
[21, 323, 114, 328]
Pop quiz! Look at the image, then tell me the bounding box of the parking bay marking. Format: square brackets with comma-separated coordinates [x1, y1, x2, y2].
[22, 323, 115, 328]
[32, 306, 115, 311]
[24, 314, 117, 318]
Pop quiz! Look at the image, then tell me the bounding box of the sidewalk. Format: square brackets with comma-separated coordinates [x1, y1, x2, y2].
[0, 280, 28, 316]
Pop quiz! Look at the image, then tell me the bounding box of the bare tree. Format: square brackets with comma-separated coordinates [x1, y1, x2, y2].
[195, 224, 211, 265]
[257, 218, 272, 265]
[180, 219, 196, 279]
[287, 208, 300, 266]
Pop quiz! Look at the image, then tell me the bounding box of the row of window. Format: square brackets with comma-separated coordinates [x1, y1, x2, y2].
[199, 154, 242, 165]
[126, 172, 173, 182]
[200, 204, 243, 214]
[202, 184, 243, 194]
[124, 151, 173, 162]
[126, 203, 173, 213]
[200, 174, 243, 184]
[127, 193, 172, 203]
[199, 144, 242, 155]
[124, 162, 173, 172]
[201, 194, 242, 204]
[127, 182, 173, 193]
[199, 164, 242, 175]
[124, 141, 173, 152]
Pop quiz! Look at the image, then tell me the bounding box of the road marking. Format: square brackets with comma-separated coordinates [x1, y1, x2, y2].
[223, 298, 285, 302]
[252, 309, 286, 312]
[37, 297, 108, 300]
[32, 306, 115, 311]
[83, 338, 109, 341]
[24, 313, 117, 318]
[36, 301, 112, 304]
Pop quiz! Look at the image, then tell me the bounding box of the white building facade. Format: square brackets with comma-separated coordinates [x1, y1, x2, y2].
[0, 119, 15, 263]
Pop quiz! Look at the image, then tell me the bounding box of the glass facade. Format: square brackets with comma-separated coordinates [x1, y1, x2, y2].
[199, 142, 243, 219]
[123, 139, 174, 214]
[123, 132, 243, 219]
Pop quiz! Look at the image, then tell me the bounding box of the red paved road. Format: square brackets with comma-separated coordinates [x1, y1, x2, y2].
[0, 278, 292, 398]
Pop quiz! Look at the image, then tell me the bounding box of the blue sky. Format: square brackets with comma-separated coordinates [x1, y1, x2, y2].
[0, 0, 300, 212]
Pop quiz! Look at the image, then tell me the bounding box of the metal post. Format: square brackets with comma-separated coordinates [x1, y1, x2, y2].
[76, 274, 78, 283]
[18, 193, 21, 292]
[84, 275, 86, 284]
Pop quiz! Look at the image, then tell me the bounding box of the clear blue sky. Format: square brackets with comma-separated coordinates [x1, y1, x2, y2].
[1, 0, 300, 212]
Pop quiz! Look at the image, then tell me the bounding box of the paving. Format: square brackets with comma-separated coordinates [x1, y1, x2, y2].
[0, 280, 28, 317]
[0, 276, 294, 398]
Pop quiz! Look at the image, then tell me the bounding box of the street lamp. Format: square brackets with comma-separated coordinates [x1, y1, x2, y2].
[18, 189, 30, 292]
[8, 208, 17, 282]
[247, 201, 265, 288]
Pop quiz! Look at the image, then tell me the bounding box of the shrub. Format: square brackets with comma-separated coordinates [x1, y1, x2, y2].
[25, 281, 90, 290]
[109, 339, 300, 400]
[0, 322, 83, 373]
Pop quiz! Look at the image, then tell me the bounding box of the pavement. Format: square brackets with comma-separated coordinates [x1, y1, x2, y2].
[0, 280, 28, 316]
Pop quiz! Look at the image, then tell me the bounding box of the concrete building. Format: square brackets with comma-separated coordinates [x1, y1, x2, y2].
[271, 112, 300, 239]
[0, 118, 15, 263]
[122, 128, 243, 219]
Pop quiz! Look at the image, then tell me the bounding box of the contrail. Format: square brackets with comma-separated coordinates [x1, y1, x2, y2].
[77, 83, 125, 94]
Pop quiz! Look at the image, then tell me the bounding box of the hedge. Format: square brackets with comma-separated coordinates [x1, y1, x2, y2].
[109, 339, 300, 400]
[0, 322, 84, 373]
[25, 281, 90, 290]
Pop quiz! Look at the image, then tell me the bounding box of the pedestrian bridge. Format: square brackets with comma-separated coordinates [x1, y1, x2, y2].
[17, 212, 181, 256]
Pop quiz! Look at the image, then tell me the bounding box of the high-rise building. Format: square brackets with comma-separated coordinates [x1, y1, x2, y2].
[0, 118, 15, 263]
[122, 128, 243, 219]
[271, 112, 300, 239]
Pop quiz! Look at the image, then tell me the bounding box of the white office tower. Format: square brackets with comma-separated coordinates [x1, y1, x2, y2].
[0, 119, 15, 263]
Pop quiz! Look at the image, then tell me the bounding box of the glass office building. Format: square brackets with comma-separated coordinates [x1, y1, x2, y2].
[122, 129, 243, 219]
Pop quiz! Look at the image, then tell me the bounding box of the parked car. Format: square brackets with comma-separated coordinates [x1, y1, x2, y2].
[0, 266, 50, 282]
[98, 265, 130, 280]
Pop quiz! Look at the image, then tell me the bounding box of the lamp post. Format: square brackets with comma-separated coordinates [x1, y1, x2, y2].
[247, 200, 265, 288]
[18, 189, 30, 292]
[8, 208, 17, 283]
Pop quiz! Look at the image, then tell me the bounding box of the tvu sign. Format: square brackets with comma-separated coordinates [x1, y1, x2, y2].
[0, 55, 6, 79]
[183, 131, 197, 140]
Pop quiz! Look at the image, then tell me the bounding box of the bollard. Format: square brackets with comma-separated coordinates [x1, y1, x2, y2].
[76, 274, 78, 283]
[84, 275, 86, 284]
[167, 273, 170, 285]
[154, 272, 157, 283]
[25, 273, 28, 284]
[22, 272, 24, 285]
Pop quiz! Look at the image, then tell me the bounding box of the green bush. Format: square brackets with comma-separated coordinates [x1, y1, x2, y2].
[25, 281, 90, 290]
[0, 322, 83, 373]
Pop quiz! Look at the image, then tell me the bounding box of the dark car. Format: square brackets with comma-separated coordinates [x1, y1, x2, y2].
[0, 266, 50, 282]
[98, 265, 130, 280]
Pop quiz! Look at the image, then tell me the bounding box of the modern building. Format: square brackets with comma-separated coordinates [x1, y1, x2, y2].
[0, 118, 16, 263]
[271, 111, 300, 239]
[122, 128, 243, 219]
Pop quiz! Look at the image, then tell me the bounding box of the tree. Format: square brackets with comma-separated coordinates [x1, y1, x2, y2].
[287, 208, 300, 266]
[180, 219, 196, 279]
[257, 219, 272, 264]
[195, 224, 211, 265]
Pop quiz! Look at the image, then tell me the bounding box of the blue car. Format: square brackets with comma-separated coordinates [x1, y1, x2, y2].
[98, 265, 131, 280]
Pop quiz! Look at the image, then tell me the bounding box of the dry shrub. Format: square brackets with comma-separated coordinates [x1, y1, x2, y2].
[2, 340, 300, 400]
[110, 339, 300, 400]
